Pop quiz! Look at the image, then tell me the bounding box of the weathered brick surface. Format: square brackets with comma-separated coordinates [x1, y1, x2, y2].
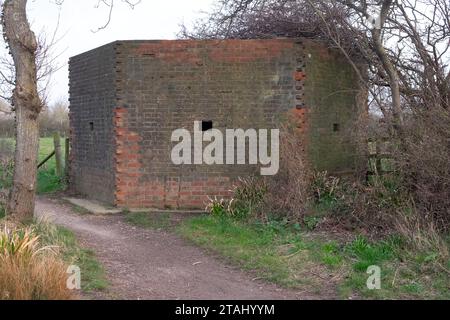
[69, 39, 366, 209]
[68, 43, 118, 203]
[304, 42, 367, 173]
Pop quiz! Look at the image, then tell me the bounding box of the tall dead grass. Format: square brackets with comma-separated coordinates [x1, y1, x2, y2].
[0, 224, 74, 300]
[263, 122, 311, 220]
[227, 121, 311, 221]
[395, 208, 450, 275]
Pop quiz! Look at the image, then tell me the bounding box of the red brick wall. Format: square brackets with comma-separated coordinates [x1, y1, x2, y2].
[111, 39, 307, 209]
[114, 107, 233, 209]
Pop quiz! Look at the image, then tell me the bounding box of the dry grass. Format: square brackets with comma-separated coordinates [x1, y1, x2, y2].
[264, 122, 311, 220]
[213, 121, 312, 222]
[396, 210, 449, 268]
[0, 224, 75, 300]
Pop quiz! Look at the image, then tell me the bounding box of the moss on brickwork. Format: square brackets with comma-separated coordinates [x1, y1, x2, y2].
[304, 43, 365, 173]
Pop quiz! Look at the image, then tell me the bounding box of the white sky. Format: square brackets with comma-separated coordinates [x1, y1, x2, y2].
[26, 0, 215, 104]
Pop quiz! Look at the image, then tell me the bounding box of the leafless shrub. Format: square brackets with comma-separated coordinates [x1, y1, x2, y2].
[181, 0, 449, 132]
[262, 122, 311, 220]
[185, 1, 450, 238]
[0, 100, 69, 138]
[230, 121, 311, 221]
[180, 0, 361, 58]
[39, 99, 70, 137]
[309, 171, 404, 234]
[394, 108, 450, 232]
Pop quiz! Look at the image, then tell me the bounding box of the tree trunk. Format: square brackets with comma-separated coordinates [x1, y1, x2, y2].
[372, 28, 403, 130]
[371, 0, 403, 135]
[8, 107, 40, 221]
[2, 0, 43, 221]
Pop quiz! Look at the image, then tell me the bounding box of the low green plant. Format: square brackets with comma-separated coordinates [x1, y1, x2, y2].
[319, 242, 343, 267]
[338, 234, 450, 299]
[345, 235, 397, 271]
[265, 219, 290, 235]
[303, 216, 321, 231]
[205, 196, 252, 220]
[310, 171, 412, 233]
[311, 172, 340, 202]
[125, 212, 172, 230]
[309, 171, 350, 216]
[37, 171, 66, 194]
[1, 138, 67, 195]
[205, 197, 229, 217]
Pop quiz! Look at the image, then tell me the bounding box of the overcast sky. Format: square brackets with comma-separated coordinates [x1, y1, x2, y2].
[26, 0, 215, 104]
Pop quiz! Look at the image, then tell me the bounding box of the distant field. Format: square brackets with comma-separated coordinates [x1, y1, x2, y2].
[37, 137, 67, 194]
[0, 137, 67, 194]
[38, 137, 66, 168]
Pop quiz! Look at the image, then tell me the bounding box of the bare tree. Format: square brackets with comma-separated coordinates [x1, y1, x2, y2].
[2, 0, 43, 221]
[181, 0, 449, 131]
[39, 98, 69, 137]
[0, 0, 140, 221]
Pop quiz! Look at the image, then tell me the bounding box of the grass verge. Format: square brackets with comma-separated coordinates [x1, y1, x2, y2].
[33, 220, 109, 292]
[0, 214, 108, 298]
[179, 215, 335, 294]
[178, 215, 450, 299]
[0, 223, 74, 300]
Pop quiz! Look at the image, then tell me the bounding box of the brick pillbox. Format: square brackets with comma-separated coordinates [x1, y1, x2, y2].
[68, 39, 366, 210]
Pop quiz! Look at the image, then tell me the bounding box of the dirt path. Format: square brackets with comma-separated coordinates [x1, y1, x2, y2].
[35, 197, 319, 300]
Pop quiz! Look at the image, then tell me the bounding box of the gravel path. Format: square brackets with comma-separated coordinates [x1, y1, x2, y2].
[36, 197, 319, 300]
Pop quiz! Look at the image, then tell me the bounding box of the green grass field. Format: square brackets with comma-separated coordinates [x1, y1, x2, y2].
[0, 137, 66, 194]
[37, 137, 67, 194]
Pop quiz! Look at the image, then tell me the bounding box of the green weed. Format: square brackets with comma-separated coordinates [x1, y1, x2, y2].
[125, 212, 172, 230]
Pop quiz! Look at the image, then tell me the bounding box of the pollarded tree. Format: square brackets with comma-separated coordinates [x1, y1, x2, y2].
[2, 0, 42, 221]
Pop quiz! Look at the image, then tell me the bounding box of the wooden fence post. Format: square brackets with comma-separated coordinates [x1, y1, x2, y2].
[53, 132, 63, 177]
